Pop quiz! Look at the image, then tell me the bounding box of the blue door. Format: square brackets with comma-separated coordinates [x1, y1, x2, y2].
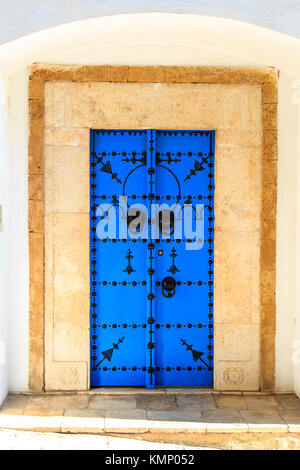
[90, 129, 214, 388]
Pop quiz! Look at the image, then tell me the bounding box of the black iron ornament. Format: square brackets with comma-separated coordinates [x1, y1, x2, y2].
[122, 154, 146, 165]
[97, 155, 122, 184]
[162, 276, 176, 298]
[184, 196, 192, 204]
[146, 130, 156, 387]
[156, 152, 181, 165]
[94, 337, 125, 370]
[181, 339, 210, 368]
[184, 156, 209, 182]
[167, 247, 180, 275]
[123, 249, 136, 275]
[111, 195, 118, 206]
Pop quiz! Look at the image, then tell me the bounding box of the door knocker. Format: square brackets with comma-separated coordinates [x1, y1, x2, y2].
[162, 276, 176, 298]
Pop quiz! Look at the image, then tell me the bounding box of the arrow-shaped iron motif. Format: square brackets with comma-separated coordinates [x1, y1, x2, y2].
[181, 339, 209, 368]
[94, 337, 125, 370]
[123, 249, 136, 275]
[96, 154, 122, 184]
[184, 156, 209, 182]
[167, 248, 180, 275]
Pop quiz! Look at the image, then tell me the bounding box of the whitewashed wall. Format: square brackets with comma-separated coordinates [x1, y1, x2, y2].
[1, 0, 300, 44]
[0, 78, 9, 405]
[7, 71, 29, 393]
[0, 13, 300, 403]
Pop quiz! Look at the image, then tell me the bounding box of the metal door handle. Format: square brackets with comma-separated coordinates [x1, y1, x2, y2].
[162, 276, 176, 298]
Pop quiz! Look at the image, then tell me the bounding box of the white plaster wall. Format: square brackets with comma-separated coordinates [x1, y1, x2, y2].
[0, 79, 9, 404]
[2, 15, 300, 77]
[7, 69, 29, 392]
[1, 13, 300, 396]
[294, 104, 300, 397]
[1, 1, 300, 44]
[276, 73, 298, 392]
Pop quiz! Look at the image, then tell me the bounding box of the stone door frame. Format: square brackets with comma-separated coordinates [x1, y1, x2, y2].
[28, 64, 278, 392]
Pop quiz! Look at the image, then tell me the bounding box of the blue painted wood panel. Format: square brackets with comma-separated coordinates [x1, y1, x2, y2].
[90, 129, 214, 388]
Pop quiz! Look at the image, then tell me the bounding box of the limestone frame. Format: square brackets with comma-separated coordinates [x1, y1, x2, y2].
[28, 64, 278, 392]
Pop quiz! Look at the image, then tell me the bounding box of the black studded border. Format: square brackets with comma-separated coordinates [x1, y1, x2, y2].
[207, 132, 214, 371]
[98, 323, 205, 329]
[146, 129, 156, 387]
[91, 131, 98, 370]
[97, 365, 206, 372]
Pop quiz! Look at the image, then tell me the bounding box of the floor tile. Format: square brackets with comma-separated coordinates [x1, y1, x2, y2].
[148, 409, 203, 423]
[64, 408, 105, 418]
[277, 394, 300, 410]
[240, 409, 288, 432]
[176, 395, 217, 410]
[201, 410, 243, 423]
[26, 396, 51, 411]
[49, 395, 89, 410]
[279, 409, 300, 424]
[137, 394, 177, 410]
[244, 395, 281, 410]
[215, 395, 248, 410]
[89, 396, 137, 410]
[0, 395, 28, 412]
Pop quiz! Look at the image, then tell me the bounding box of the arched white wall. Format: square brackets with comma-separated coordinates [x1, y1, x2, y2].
[1, 13, 299, 397]
[1, 14, 300, 77]
[1, 1, 300, 44]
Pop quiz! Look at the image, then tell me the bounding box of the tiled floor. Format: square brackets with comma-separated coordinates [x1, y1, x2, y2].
[1, 391, 300, 449]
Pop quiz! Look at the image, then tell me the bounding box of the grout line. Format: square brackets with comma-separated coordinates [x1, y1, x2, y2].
[212, 396, 219, 409]
[174, 395, 179, 409]
[238, 410, 247, 426]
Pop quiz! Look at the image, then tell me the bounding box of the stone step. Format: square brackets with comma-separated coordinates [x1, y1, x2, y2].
[1, 392, 300, 449]
[0, 429, 203, 450]
[0, 410, 300, 450]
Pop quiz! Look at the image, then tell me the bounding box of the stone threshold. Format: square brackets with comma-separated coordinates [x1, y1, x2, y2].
[1, 392, 300, 448]
[10, 388, 296, 396]
[1, 393, 299, 437]
[0, 415, 299, 435]
[0, 417, 299, 450]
